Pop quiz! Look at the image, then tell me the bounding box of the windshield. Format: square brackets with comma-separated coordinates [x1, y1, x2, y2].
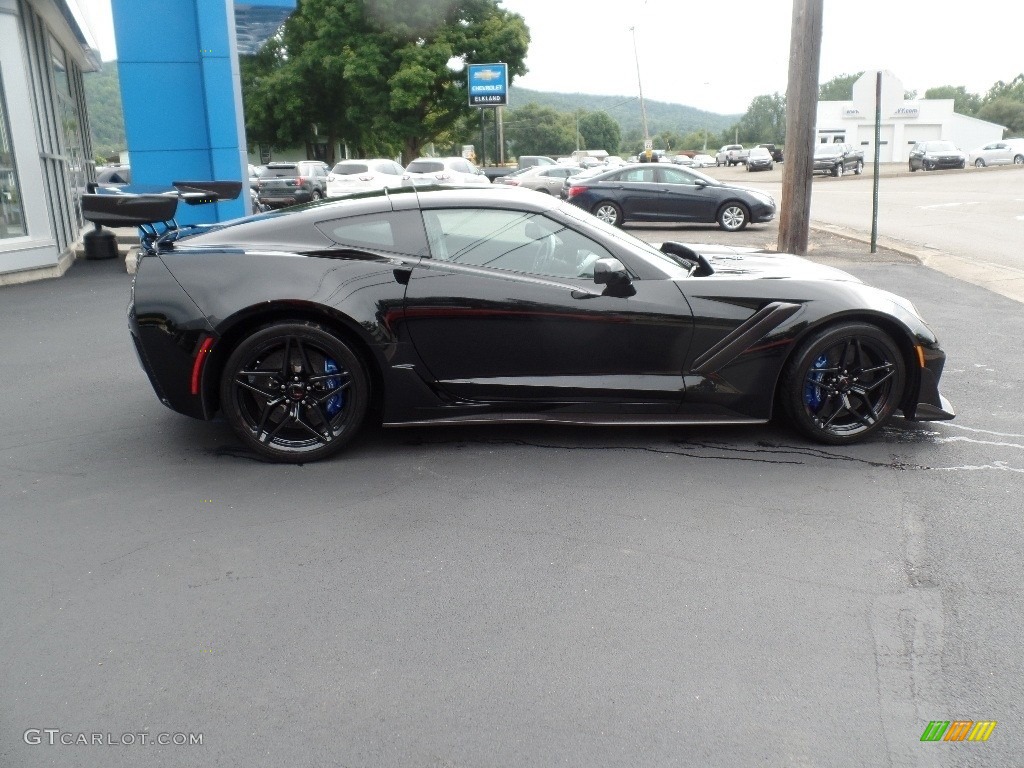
[814, 145, 842, 157]
[927, 141, 958, 152]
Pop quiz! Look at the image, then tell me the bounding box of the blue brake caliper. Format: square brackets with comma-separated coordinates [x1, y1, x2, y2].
[324, 358, 343, 416]
[804, 353, 829, 412]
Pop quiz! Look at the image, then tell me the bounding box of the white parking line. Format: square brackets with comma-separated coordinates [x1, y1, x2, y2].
[917, 202, 982, 209]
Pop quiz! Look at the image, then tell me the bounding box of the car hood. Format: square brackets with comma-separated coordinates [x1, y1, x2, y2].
[666, 243, 864, 283]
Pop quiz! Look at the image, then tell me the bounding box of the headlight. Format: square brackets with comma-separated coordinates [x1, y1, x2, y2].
[749, 191, 774, 205]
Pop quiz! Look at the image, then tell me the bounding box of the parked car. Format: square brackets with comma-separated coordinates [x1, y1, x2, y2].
[670, 154, 695, 167]
[495, 165, 584, 194]
[559, 166, 611, 199]
[715, 144, 748, 166]
[97, 185, 953, 463]
[325, 158, 406, 197]
[746, 146, 774, 172]
[756, 143, 784, 162]
[690, 154, 716, 168]
[256, 161, 329, 208]
[94, 164, 132, 186]
[565, 163, 776, 231]
[403, 157, 491, 186]
[909, 141, 966, 172]
[812, 143, 864, 177]
[967, 139, 1024, 168]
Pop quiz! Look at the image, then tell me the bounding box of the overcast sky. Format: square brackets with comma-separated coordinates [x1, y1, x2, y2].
[78, 0, 1024, 115]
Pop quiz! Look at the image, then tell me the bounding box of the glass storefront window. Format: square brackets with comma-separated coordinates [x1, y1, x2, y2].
[50, 36, 85, 230]
[0, 71, 26, 239]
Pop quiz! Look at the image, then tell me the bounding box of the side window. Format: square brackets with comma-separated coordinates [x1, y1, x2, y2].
[421, 208, 613, 279]
[620, 167, 656, 183]
[659, 167, 695, 185]
[314, 210, 429, 256]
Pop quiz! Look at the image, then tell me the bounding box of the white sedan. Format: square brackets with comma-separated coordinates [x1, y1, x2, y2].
[968, 139, 1024, 168]
[690, 154, 717, 168]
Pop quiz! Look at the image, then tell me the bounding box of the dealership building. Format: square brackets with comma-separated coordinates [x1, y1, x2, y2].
[1, 0, 99, 281]
[815, 71, 1005, 163]
[0, 0, 294, 282]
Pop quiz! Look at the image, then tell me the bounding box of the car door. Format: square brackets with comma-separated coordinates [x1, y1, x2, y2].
[402, 206, 694, 409]
[654, 166, 719, 222]
[599, 167, 660, 220]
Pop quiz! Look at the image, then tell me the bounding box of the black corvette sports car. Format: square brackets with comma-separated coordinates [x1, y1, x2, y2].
[87, 184, 954, 463]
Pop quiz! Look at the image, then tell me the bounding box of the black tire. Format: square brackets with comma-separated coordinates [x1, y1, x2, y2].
[592, 201, 623, 227]
[717, 202, 749, 231]
[854, 160, 864, 175]
[312, 189, 324, 200]
[909, 162, 916, 172]
[833, 163, 844, 178]
[975, 159, 985, 168]
[780, 323, 906, 445]
[219, 322, 369, 463]
[1014, 155, 1024, 165]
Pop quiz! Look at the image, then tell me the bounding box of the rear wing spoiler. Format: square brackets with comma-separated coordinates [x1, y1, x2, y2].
[82, 180, 243, 250]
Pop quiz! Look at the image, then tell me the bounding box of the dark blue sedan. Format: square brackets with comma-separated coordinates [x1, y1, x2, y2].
[565, 164, 776, 231]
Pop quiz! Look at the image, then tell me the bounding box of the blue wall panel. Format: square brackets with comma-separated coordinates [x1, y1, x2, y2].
[112, 0, 295, 225]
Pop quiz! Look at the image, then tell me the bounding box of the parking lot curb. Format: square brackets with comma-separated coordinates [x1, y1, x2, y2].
[809, 222, 1024, 305]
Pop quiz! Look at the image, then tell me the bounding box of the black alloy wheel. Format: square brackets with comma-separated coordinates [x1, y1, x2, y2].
[717, 202, 749, 231]
[781, 322, 906, 445]
[220, 322, 369, 462]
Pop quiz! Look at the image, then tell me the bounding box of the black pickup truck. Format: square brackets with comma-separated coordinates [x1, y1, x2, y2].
[481, 155, 556, 181]
[812, 143, 865, 177]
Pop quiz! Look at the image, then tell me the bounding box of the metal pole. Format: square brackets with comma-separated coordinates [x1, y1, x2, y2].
[480, 108, 486, 167]
[497, 105, 505, 164]
[493, 107, 500, 165]
[871, 71, 882, 253]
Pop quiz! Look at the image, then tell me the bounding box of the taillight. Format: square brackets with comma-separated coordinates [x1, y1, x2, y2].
[505, 178, 519, 186]
[294, 176, 307, 186]
[567, 185, 585, 198]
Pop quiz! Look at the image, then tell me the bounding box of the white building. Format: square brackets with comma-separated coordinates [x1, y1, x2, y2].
[1, 0, 99, 281]
[815, 71, 1005, 163]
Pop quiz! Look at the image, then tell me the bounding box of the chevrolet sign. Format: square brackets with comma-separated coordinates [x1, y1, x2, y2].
[468, 63, 508, 107]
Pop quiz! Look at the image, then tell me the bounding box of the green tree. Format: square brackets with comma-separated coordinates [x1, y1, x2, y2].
[736, 93, 786, 144]
[83, 61, 126, 160]
[977, 99, 1024, 136]
[819, 73, 863, 101]
[241, 0, 529, 164]
[984, 74, 1024, 103]
[504, 104, 576, 156]
[577, 111, 621, 154]
[924, 85, 982, 115]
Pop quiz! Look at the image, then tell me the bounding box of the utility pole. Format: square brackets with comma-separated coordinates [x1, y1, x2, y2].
[629, 26, 649, 143]
[777, 0, 823, 256]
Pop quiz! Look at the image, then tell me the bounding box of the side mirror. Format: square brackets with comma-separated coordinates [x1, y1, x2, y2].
[694, 179, 707, 188]
[593, 257, 630, 286]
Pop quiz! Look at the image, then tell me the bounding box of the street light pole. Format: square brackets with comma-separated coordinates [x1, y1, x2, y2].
[629, 26, 650, 143]
[703, 81, 710, 151]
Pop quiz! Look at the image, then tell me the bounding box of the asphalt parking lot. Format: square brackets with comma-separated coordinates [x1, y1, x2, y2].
[2, 213, 1022, 766]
